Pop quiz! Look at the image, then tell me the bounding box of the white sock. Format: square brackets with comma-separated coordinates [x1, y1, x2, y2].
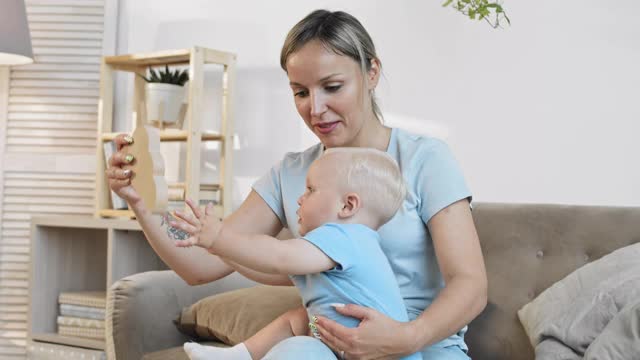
[184, 342, 252, 360]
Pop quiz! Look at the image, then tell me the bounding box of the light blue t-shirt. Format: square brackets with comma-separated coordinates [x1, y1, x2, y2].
[294, 223, 422, 360]
[253, 128, 472, 351]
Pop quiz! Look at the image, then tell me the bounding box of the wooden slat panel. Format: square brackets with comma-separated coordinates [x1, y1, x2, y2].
[33, 47, 102, 56]
[10, 87, 98, 97]
[10, 79, 99, 89]
[26, 0, 103, 6]
[10, 96, 98, 105]
[8, 120, 96, 130]
[8, 112, 96, 121]
[9, 104, 97, 113]
[2, 204, 94, 214]
[5, 146, 95, 153]
[4, 197, 93, 206]
[3, 188, 94, 197]
[0, 310, 27, 320]
[0, 287, 28, 296]
[1, 1, 106, 354]
[0, 322, 27, 331]
[0, 248, 29, 256]
[6, 138, 96, 147]
[11, 71, 100, 81]
[27, 6, 104, 15]
[32, 39, 102, 48]
[7, 129, 96, 142]
[33, 55, 101, 64]
[28, 15, 104, 24]
[29, 22, 103, 31]
[4, 179, 94, 189]
[31, 30, 102, 39]
[0, 238, 30, 247]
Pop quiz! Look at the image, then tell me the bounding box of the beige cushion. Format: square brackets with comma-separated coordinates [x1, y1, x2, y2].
[517, 242, 640, 348]
[175, 285, 302, 345]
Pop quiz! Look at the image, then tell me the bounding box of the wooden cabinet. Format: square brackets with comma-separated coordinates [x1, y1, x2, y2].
[27, 216, 168, 352]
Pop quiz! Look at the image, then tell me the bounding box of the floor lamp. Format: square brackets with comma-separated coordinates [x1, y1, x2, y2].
[0, 0, 33, 66]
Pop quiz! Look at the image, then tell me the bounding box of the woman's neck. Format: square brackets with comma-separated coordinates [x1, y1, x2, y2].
[347, 116, 392, 151]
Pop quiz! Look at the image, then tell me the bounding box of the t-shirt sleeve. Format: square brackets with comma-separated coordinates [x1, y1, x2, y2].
[302, 224, 358, 272]
[417, 140, 472, 224]
[252, 159, 288, 228]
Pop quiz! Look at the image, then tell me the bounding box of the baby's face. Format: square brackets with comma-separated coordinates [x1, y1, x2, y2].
[296, 158, 342, 236]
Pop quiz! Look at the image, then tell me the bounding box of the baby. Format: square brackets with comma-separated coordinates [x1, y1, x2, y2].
[172, 147, 422, 360]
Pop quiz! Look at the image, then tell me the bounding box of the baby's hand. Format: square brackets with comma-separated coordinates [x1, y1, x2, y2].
[170, 199, 222, 249]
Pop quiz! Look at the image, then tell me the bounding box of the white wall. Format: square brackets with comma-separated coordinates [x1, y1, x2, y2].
[115, 0, 640, 207]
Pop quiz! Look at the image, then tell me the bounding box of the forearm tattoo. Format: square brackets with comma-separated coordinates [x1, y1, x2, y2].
[161, 212, 189, 241]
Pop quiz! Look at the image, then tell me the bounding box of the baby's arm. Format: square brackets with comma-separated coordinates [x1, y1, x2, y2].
[171, 200, 335, 275]
[212, 229, 335, 275]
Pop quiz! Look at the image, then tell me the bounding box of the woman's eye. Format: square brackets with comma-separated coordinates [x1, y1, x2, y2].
[294, 90, 308, 98]
[326, 85, 341, 92]
[307, 187, 313, 192]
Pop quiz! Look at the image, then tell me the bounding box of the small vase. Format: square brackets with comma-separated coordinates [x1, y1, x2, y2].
[145, 83, 186, 124]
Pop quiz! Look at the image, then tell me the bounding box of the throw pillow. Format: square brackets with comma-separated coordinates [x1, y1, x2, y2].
[517, 242, 640, 349]
[174, 285, 302, 345]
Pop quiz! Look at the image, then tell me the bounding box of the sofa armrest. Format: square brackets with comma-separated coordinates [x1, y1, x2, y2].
[105, 270, 256, 360]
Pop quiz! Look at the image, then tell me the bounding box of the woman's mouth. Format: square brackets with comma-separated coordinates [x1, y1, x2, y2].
[314, 121, 340, 135]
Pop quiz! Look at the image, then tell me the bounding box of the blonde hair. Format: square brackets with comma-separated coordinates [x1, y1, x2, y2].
[280, 9, 383, 123]
[321, 148, 406, 228]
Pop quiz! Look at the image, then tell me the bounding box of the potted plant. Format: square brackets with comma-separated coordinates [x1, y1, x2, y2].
[139, 65, 189, 125]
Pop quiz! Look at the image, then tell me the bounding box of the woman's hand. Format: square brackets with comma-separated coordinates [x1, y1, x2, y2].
[170, 199, 222, 250]
[315, 304, 418, 360]
[106, 134, 141, 205]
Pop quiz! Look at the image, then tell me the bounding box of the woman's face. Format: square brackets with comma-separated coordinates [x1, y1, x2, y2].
[286, 40, 379, 148]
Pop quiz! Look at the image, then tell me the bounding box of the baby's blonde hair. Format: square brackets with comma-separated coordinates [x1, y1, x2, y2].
[321, 147, 406, 228]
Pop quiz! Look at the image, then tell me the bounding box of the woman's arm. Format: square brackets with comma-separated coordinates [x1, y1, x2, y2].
[408, 198, 487, 350]
[108, 134, 284, 285]
[221, 258, 293, 286]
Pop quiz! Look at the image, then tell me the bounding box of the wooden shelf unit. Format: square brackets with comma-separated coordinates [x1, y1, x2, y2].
[27, 216, 169, 351]
[95, 47, 236, 218]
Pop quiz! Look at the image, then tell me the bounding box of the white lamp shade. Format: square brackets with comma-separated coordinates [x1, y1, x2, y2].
[0, 0, 33, 65]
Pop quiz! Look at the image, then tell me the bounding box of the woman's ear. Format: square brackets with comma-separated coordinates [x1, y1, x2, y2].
[367, 58, 381, 90]
[338, 193, 361, 219]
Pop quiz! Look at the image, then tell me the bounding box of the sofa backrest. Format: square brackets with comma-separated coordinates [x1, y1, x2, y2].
[466, 202, 640, 360]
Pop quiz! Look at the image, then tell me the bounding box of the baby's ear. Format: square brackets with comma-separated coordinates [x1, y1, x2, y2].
[338, 193, 361, 219]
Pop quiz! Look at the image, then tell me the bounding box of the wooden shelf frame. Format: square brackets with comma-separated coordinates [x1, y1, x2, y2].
[95, 46, 236, 218]
[27, 216, 169, 352]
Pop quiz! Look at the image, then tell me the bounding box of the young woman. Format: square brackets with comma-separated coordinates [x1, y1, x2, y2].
[106, 10, 487, 360]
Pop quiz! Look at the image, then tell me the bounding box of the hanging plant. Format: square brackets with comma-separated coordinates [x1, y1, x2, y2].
[443, 0, 510, 28]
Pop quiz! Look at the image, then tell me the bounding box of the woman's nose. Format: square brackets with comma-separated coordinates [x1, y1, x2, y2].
[297, 196, 303, 206]
[309, 91, 327, 117]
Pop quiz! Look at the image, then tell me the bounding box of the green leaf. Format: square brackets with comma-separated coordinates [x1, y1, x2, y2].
[442, 0, 454, 7]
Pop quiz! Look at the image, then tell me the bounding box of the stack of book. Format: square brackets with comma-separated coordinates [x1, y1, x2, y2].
[57, 291, 106, 340]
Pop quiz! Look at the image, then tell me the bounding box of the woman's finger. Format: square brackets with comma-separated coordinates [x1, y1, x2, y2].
[113, 134, 133, 151]
[108, 151, 135, 168]
[185, 198, 203, 219]
[108, 178, 130, 190]
[204, 202, 214, 216]
[105, 168, 132, 180]
[315, 319, 352, 355]
[315, 315, 356, 342]
[172, 209, 199, 228]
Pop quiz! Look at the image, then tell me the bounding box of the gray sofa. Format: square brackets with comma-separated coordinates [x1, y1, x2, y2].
[106, 202, 640, 360]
